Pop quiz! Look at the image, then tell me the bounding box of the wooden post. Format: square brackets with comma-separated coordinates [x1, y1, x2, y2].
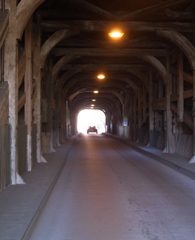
[24, 18, 32, 171]
[4, 0, 24, 184]
[158, 78, 164, 98]
[143, 84, 146, 121]
[129, 93, 134, 140]
[177, 50, 184, 122]
[189, 71, 195, 163]
[46, 59, 53, 133]
[54, 86, 61, 147]
[138, 89, 142, 142]
[163, 53, 175, 153]
[46, 58, 56, 152]
[133, 94, 137, 141]
[33, 15, 46, 163]
[148, 69, 154, 147]
[59, 93, 66, 142]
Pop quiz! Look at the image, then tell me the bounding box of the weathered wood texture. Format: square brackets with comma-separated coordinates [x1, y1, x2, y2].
[66, 0, 115, 19]
[18, 94, 26, 113]
[41, 20, 195, 32]
[120, 0, 192, 20]
[24, 18, 33, 171]
[60, 64, 148, 72]
[41, 29, 79, 68]
[0, 10, 9, 48]
[16, 0, 45, 39]
[177, 50, 184, 122]
[0, 81, 9, 125]
[18, 52, 25, 89]
[52, 48, 167, 57]
[0, 125, 11, 193]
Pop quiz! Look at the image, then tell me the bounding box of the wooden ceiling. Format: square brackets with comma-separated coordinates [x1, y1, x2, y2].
[36, 0, 195, 113]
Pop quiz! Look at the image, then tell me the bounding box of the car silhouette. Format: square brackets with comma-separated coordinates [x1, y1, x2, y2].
[87, 126, 98, 134]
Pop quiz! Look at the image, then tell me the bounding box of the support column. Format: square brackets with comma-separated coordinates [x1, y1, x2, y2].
[133, 93, 137, 141]
[177, 50, 184, 122]
[163, 53, 175, 153]
[138, 89, 142, 142]
[189, 71, 195, 163]
[143, 84, 146, 122]
[47, 60, 53, 133]
[45, 58, 55, 152]
[54, 86, 61, 147]
[158, 78, 164, 98]
[66, 101, 71, 138]
[106, 114, 111, 133]
[59, 93, 66, 143]
[24, 18, 32, 171]
[4, 0, 24, 184]
[148, 69, 154, 147]
[129, 94, 134, 140]
[33, 15, 46, 163]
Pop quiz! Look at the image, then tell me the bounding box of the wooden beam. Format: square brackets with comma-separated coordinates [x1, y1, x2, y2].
[172, 89, 193, 100]
[185, 1, 195, 11]
[157, 30, 195, 70]
[61, 64, 148, 71]
[39, 9, 195, 21]
[52, 48, 167, 57]
[170, 67, 193, 84]
[171, 104, 193, 130]
[66, 0, 115, 20]
[152, 89, 193, 111]
[18, 94, 25, 112]
[18, 52, 25, 89]
[41, 29, 79, 68]
[52, 55, 80, 81]
[120, 0, 192, 20]
[152, 97, 166, 111]
[59, 65, 88, 89]
[41, 20, 195, 32]
[0, 10, 9, 48]
[165, 9, 195, 19]
[57, 38, 167, 49]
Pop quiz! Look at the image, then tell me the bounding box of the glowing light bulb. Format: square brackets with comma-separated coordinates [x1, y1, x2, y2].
[108, 30, 124, 38]
[92, 99, 96, 102]
[97, 74, 105, 79]
[94, 90, 99, 94]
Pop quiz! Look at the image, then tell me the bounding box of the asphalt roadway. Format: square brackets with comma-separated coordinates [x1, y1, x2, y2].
[30, 134, 195, 240]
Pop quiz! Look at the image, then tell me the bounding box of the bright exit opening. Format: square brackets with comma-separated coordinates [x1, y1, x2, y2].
[77, 110, 106, 134]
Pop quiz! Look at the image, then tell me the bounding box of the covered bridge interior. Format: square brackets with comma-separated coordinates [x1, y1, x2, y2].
[0, 0, 195, 192]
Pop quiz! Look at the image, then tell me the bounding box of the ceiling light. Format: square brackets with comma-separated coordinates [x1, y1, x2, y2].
[91, 104, 94, 107]
[108, 30, 124, 38]
[94, 90, 99, 94]
[97, 74, 105, 79]
[92, 99, 96, 102]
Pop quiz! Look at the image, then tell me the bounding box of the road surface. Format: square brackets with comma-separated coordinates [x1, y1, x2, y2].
[30, 134, 195, 240]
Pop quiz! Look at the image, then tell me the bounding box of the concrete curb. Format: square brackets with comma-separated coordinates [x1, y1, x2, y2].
[104, 133, 195, 180]
[21, 135, 79, 240]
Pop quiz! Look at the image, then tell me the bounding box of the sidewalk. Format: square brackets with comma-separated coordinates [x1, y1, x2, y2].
[104, 133, 195, 180]
[0, 135, 78, 240]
